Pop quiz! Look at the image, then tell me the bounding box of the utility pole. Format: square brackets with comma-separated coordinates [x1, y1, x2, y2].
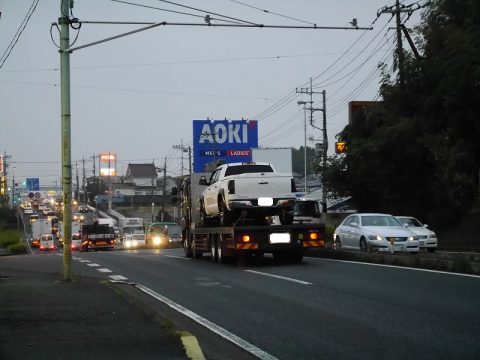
[296, 79, 328, 219]
[162, 157, 166, 221]
[75, 161, 79, 202]
[173, 140, 192, 176]
[59, 0, 73, 281]
[378, 0, 416, 94]
[151, 159, 155, 223]
[82, 157, 86, 203]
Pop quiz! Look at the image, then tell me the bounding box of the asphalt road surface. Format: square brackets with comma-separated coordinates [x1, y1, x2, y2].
[10, 247, 479, 360]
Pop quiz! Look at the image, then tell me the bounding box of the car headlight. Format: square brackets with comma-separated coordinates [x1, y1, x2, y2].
[153, 236, 161, 246]
[430, 233, 436, 238]
[407, 236, 418, 241]
[125, 240, 132, 248]
[368, 235, 382, 241]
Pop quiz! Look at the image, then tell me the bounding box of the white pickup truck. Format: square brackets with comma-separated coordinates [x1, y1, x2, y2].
[199, 162, 297, 226]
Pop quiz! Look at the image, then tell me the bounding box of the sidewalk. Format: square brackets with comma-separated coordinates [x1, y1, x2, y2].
[0, 262, 191, 360]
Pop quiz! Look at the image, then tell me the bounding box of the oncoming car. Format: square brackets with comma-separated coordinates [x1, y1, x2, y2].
[333, 213, 419, 253]
[396, 216, 438, 253]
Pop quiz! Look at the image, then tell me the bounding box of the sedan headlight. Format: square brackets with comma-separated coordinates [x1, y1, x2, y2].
[368, 235, 383, 241]
[407, 236, 418, 241]
[430, 233, 436, 238]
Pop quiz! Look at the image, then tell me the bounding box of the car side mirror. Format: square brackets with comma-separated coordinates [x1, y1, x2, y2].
[403, 223, 410, 227]
[424, 224, 429, 228]
[350, 222, 358, 227]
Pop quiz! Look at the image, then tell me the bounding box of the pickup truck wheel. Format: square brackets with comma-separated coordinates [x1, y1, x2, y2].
[219, 198, 233, 226]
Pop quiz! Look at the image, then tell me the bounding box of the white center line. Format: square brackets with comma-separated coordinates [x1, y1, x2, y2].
[109, 275, 129, 281]
[87, 263, 100, 267]
[244, 270, 312, 285]
[97, 268, 112, 273]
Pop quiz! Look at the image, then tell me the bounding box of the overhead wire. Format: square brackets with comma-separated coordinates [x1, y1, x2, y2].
[0, 0, 40, 70]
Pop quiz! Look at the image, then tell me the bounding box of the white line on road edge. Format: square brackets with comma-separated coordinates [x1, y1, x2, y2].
[109, 275, 129, 281]
[313, 257, 480, 279]
[87, 263, 100, 267]
[134, 283, 279, 360]
[165, 255, 191, 260]
[244, 270, 313, 285]
[97, 268, 113, 273]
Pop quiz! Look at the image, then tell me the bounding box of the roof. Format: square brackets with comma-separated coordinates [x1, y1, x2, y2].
[126, 163, 157, 178]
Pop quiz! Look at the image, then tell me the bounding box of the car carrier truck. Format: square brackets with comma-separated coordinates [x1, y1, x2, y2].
[180, 173, 325, 263]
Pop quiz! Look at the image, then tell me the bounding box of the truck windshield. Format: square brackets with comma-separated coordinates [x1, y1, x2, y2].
[225, 164, 274, 176]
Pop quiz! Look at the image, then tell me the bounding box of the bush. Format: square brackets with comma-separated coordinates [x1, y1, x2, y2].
[0, 206, 17, 230]
[0, 230, 22, 248]
[7, 242, 27, 254]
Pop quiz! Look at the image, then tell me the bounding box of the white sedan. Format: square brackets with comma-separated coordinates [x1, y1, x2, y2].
[396, 216, 438, 252]
[333, 213, 419, 253]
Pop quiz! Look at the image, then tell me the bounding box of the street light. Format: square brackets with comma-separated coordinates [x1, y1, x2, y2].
[297, 101, 308, 197]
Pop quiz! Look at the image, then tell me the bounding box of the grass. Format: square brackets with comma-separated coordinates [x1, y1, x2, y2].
[0, 230, 27, 254]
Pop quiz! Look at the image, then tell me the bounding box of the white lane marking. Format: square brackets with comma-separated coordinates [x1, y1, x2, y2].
[109, 275, 129, 281]
[165, 255, 191, 260]
[312, 257, 480, 279]
[87, 263, 100, 267]
[97, 268, 113, 273]
[78, 260, 90, 263]
[134, 283, 278, 360]
[244, 270, 312, 285]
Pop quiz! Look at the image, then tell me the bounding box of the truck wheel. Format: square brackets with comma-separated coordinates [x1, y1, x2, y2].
[211, 237, 218, 262]
[192, 240, 202, 259]
[183, 239, 192, 258]
[217, 235, 227, 264]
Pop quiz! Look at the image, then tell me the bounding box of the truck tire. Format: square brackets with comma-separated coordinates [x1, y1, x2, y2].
[210, 236, 218, 262]
[192, 239, 202, 259]
[217, 235, 227, 264]
[183, 239, 193, 258]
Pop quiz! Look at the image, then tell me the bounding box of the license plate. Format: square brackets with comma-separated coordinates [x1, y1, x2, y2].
[419, 241, 425, 246]
[269, 233, 290, 244]
[96, 241, 106, 245]
[393, 244, 403, 251]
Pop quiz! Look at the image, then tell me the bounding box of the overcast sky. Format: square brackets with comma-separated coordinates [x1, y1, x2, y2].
[0, 0, 423, 187]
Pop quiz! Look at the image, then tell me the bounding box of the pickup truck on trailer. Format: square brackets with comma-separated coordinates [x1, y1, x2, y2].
[181, 173, 325, 263]
[199, 162, 297, 226]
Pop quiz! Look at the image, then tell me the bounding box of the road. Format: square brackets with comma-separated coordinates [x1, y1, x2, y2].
[14, 247, 480, 360]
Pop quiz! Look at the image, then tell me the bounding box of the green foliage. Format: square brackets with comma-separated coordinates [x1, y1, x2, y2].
[292, 146, 317, 176]
[321, 0, 480, 228]
[7, 242, 27, 254]
[0, 206, 17, 230]
[0, 230, 22, 248]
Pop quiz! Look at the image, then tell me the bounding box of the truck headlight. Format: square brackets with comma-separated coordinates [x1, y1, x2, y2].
[153, 236, 161, 246]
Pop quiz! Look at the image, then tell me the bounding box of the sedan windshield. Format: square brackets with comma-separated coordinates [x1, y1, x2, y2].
[397, 217, 423, 227]
[361, 215, 402, 227]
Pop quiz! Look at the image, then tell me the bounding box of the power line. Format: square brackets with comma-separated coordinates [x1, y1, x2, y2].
[0, 0, 40, 70]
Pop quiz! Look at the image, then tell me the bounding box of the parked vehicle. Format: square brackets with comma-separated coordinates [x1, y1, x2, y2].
[39, 234, 55, 251]
[396, 216, 438, 252]
[181, 173, 325, 263]
[333, 213, 420, 253]
[199, 162, 297, 226]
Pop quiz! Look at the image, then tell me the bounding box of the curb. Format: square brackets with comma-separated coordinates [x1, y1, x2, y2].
[178, 331, 206, 360]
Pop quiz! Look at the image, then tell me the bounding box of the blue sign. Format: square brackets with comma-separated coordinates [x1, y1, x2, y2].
[193, 119, 258, 172]
[26, 178, 40, 191]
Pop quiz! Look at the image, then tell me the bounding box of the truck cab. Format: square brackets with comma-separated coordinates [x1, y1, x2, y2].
[293, 199, 322, 224]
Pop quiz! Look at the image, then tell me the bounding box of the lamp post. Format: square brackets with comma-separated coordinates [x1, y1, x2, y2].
[297, 101, 308, 196]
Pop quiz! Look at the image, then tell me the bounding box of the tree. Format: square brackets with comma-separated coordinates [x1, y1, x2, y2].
[321, 0, 480, 227]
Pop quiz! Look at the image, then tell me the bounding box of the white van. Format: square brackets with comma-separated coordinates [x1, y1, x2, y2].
[39, 234, 55, 251]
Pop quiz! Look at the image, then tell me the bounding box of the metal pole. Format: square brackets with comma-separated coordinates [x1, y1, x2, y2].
[162, 157, 166, 221]
[59, 0, 73, 281]
[322, 90, 328, 220]
[303, 107, 307, 197]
